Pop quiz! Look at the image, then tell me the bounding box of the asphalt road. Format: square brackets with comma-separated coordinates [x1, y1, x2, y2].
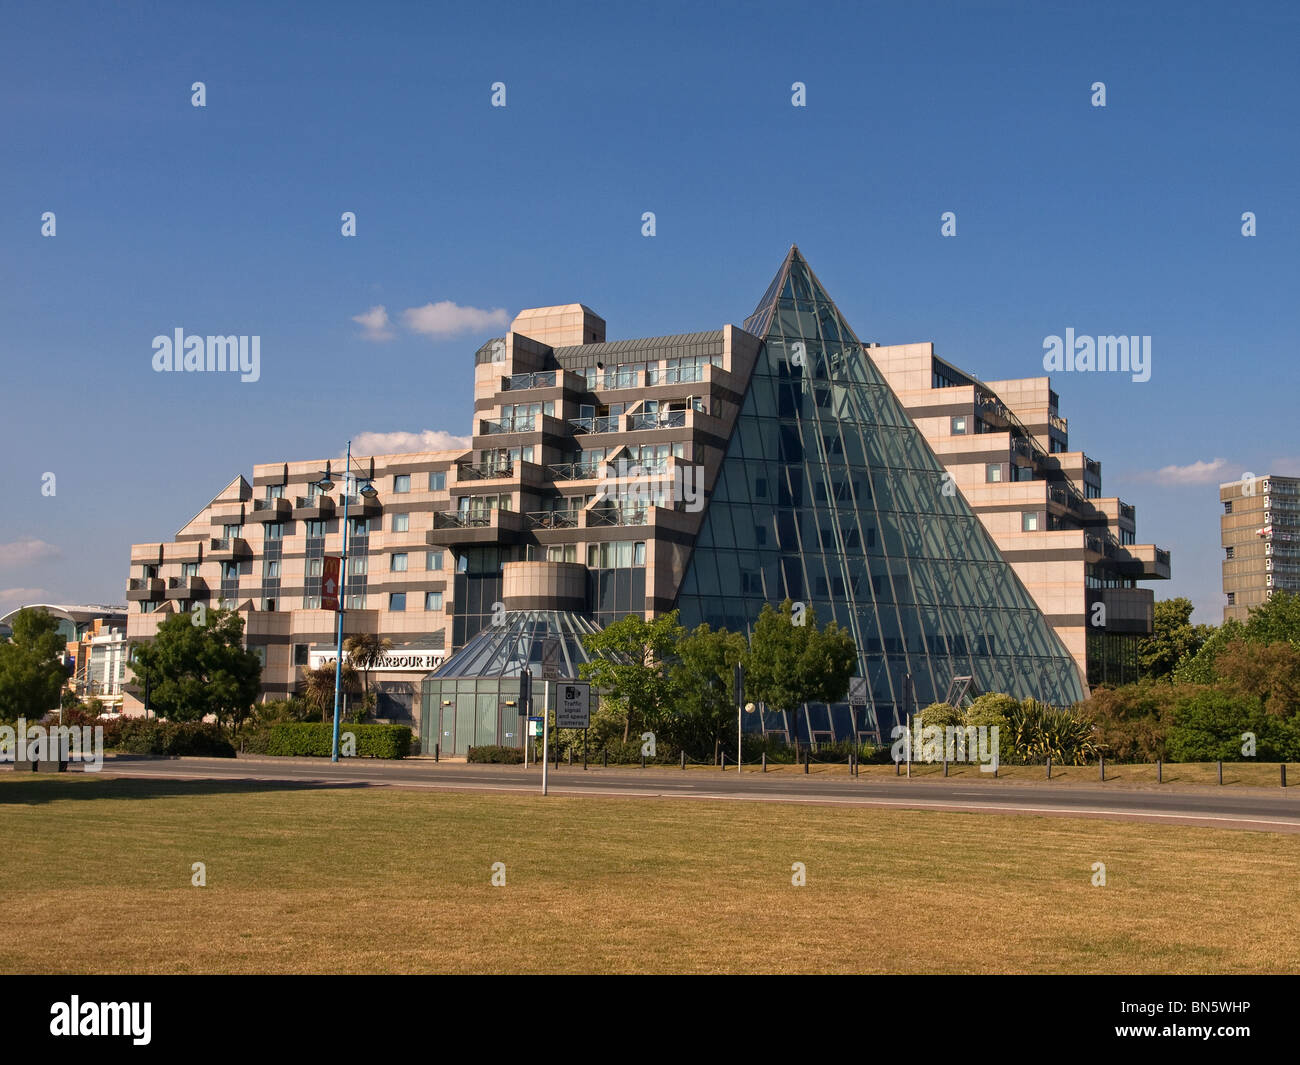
[87, 755, 1300, 833]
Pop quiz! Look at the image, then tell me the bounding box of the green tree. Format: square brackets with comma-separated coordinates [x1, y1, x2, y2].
[128, 608, 262, 729]
[667, 623, 747, 759]
[1166, 688, 1295, 762]
[1243, 590, 1300, 647]
[301, 661, 361, 721]
[1214, 639, 1300, 717]
[1173, 618, 1245, 684]
[1139, 597, 1213, 681]
[0, 607, 68, 721]
[580, 611, 685, 742]
[344, 632, 392, 719]
[743, 600, 857, 749]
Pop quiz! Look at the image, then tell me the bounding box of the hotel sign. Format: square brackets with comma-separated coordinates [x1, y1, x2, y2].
[309, 649, 444, 672]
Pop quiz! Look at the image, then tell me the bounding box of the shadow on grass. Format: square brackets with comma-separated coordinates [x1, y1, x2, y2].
[0, 772, 375, 806]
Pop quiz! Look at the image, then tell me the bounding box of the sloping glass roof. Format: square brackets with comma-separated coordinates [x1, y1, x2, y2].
[432, 610, 604, 679]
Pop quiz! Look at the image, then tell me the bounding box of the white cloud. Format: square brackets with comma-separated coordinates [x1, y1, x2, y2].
[402, 301, 508, 339]
[349, 430, 471, 457]
[1128, 458, 1231, 485]
[0, 538, 61, 567]
[0, 588, 49, 613]
[352, 305, 394, 341]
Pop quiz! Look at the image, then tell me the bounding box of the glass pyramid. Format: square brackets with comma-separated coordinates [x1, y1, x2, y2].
[673, 247, 1085, 742]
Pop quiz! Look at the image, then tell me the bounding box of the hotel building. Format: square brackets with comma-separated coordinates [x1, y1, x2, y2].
[123, 248, 1169, 747]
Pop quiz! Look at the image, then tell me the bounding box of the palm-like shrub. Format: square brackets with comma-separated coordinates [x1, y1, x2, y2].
[1008, 698, 1097, 764]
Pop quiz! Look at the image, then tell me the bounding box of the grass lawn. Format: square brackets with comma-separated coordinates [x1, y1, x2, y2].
[2, 773, 1298, 974]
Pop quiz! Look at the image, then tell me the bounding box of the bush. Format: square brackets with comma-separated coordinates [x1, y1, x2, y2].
[1166, 689, 1296, 762]
[265, 722, 411, 758]
[598, 737, 680, 764]
[113, 719, 235, 757]
[468, 745, 524, 764]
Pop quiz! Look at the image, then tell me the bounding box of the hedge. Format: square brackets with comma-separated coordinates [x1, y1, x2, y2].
[467, 745, 525, 764]
[265, 722, 412, 759]
[113, 720, 235, 758]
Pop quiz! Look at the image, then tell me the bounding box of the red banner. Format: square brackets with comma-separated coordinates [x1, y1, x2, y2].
[321, 555, 342, 611]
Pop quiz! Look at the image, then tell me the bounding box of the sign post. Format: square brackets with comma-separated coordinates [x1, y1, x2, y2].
[734, 663, 744, 774]
[540, 638, 560, 796]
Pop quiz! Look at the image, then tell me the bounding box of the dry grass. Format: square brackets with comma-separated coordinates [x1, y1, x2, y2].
[2, 773, 1297, 974]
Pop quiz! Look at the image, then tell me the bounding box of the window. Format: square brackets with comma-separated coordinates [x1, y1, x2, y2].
[347, 594, 366, 610]
[634, 541, 646, 566]
[1227, 592, 1236, 605]
[223, 523, 242, 539]
[267, 484, 285, 499]
[394, 474, 411, 494]
[389, 592, 406, 611]
[951, 416, 968, 435]
[221, 562, 239, 581]
[349, 517, 370, 537]
[264, 560, 280, 578]
[349, 556, 367, 576]
[1022, 513, 1039, 532]
[392, 513, 409, 533]
[429, 471, 446, 491]
[426, 551, 443, 570]
[307, 558, 323, 576]
[263, 598, 277, 612]
[1226, 546, 1235, 559]
[306, 520, 326, 538]
[293, 645, 309, 667]
[1224, 501, 1233, 514]
[425, 591, 443, 611]
[181, 562, 200, 578]
[986, 464, 1004, 483]
[391, 552, 408, 572]
[266, 522, 284, 540]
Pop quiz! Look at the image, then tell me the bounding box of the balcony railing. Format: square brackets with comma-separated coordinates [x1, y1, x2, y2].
[457, 461, 514, 480]
[503, 370, 557, 391]
[1049, 412, 1068, 435]
[599, 370, 639, 390]
[656, 365, 704, 385]
[483, 416, 536, 435]
[1119, 502, 1135, 523]
[627, 410, 687, 431]
[586, 506, 651, 527]
[433, 511, 492, 529]
[569, 416, 619, 435]
[547, 462, 604, 481]
[526, 510, 580, 530]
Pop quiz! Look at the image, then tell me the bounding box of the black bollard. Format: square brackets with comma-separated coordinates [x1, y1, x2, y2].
[681, 750, 686, 771]
[602, 749, 607, 768]
[1282, 764, 1288, 789]
[1099, 756, 1105, 782]
[1157, 759, 1162, 783]
[1217, 760, 1223, 785]
[1046, 756, 1051, 780]
[762, 752, 767, 772]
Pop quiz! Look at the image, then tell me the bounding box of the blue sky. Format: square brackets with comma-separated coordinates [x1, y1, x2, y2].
[2, 0, 1297, 623]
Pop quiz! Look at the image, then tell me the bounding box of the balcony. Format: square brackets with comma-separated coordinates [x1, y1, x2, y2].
[503, 370, 557, 391]
[597, 369, 640, 391]
[426, 508, 526, 546]
[1049, 412, 1068, 436]
[627, 410, 687, 431]
[526, 510, 580, 530]
[338, 492, 381, 515]
[208, 537, 252, 561]
[126, 577, 164, 601]
[293, 494, 335, 519]
[456, 460, 514, 481]
[165, 576, 209, 599]
[252, 497, 291, 521]
[547, 461, 605, 482]
[482, 416, 536, 435]
[1115, 544, 1172, 580]
[585, 506, 651, 528]
[568, 415, 619, 435]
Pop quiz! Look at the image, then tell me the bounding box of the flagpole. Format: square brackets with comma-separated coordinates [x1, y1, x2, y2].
[330, 440, 351, 763]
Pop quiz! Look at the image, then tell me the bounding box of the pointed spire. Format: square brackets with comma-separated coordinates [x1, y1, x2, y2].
[743, 246, 865, 346]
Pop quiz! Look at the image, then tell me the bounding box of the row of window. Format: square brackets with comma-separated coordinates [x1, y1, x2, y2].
[267, 471, 448, 500]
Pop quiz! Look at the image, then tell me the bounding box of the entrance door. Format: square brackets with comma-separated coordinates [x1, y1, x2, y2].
[454, 699, 475, 755]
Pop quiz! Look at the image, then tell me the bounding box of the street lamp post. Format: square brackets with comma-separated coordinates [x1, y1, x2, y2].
[313, 441, 378, 763]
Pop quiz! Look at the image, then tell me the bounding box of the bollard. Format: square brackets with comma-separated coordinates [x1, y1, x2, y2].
[1046, 756, 1051, 781]
[567, 748, 572, 767]
[435, 743, 440, 763]
[1157, 759, 1162, 784]
[640, 752, 646, 769]
[1282, 764, 1288, 788]
[943, 757, 948, 778]
[895, 759, 900, 776]
[602, 749, 607, 768]
[1099, 756, 1105, 782]
[681, 750, 686, 771]
[762, 752, 767, 772]
[804, 749, 810, 775]
[720, 752, 726, 772]
[1218, 760, 1223, 785]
